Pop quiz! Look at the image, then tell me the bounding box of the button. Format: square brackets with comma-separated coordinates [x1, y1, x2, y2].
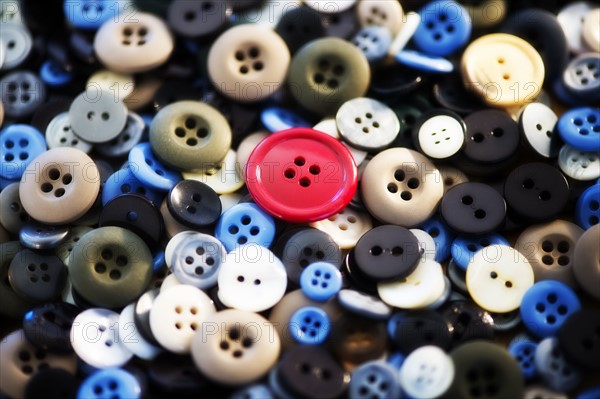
[246, 128, 358, 223]
[504, 163, 570, 221]
[369, 63, 426, 99]
[71, 308, 133, 368]
[0, 241, 36, 319]
[86, 69, 135, 103]
[309, 206, 372, 249]
[117, 303, 161, 360]
[165, 231, 197, 268]
[0, 124, 46, 180]
[23, 302, 80, 353]
[399, 346, 454, 399]
[215, 202, 275, 251]
[94, 12, 174, 73]
[236, 131, 269, 180]
[182, 149, 245, 194]
[558, 144, 600, 181]
[463, 109, 520, 164]
[557, 2, 595, 54]
[338, 289, 392, 320]
[218, 245, 287, 312]
[289, 306, 331, 345]
[0, 23, 32, 70]
[575, 182, 600, 229]
[192, 309, 280, 385]
[356, 0, 403, 35]
[274, 5, 325, 54]
[389, 310, 452, 353]
[361, 148, 444, 227]
[451, 233, 510, 271]
[441, 300, 495, 344]
[101, 166, 163, 206]
[377, 258, 446, 309]
[387, 10, 421, 56]
[287, 37, 370, 116]
[96, 112, 145, 157]
[579, 387, 600, 399]
[518, 102, 559, 158]
[55, 226, 92, 267]
[24, 368, 78, 399]
[167, 180, 221, 229]
[562, 53, 600, 101]
[128, 142, 181, 191]
[167, 0, 230, 38]
[515, 219, 583, 288]
[410, 228, 437, 261]
[508, 340, 537, 380]
[350, 360, 402, 399]
[0, 182, 30, 234]
[573, 225, 600, 300]
[260, 106, 310, 133]
[535, 337, 583, 391]
[45, 112, 92, 153]
[558, 309, 600, 371]
[336, 97, 399, 151]
[420, 215, 454, 263]
[447, 341, 524, 399]
[313, 118, 368, 167]
[69, 226, 153, 308]
[463, 0, 506, 28]
[208, 24, 290, 103]
[433, 73, 486, 115]
[557, 107, 600, 152]
[461, 33, 544, 107]
[583, 8, 600, 52]
[68, 89, 128, 144]
[396, 49, 454, 74]
[77, 368, 142, 399]
[304, 0, 356, 13]
[8, 249, 66, 302]
[413, 0, 471, 56]
[39, 59, 72, 87]
[133, 288, 161, 347]
[412, 109, 465, 159]
[63, 0, 123, 29]
[351, 26, 393, 63]
[147, 352, 209, 395]
[466, 244, 534, 313]
[171, 232, 226, 290]
[149, 100, 232, 171]
[232, 384, 274, 399]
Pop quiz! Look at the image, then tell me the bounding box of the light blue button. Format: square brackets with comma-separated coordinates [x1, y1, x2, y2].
[261, 107, 310, 133]
[535, 337, 582, 392]
[129, 142, 181, 191]
[0, 124, 46, 180]
[300, 262, 342, 302]
[557, 107, 600, 152]
[349, 360, 402, 399]
[575, 182, 600, 229]
[395, 49, 453, 73]
[77, 368, 141, 399]
[351, 26, 392, 62]
[289, 306, 330, 345]
[215, 202, 276, 252]
[102, 166, 163, 206]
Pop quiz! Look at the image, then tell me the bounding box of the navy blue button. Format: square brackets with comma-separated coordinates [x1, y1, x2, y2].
[289, 306, 331, 345]
[576, 182, 600, 229]
[215, 202, 276, 252]
[508, 340, 538, 380]
[101, 166, 163, 206]
[349, 360, 402, 399]
[77, 368, 142, 399]
[413, 0, 472, 56]
[0, 124, 46, 180]
[261, 106, 310, 133]
[299, 261, 342, 302]
[231, 384, 274, 399]
[64, 0, 126, 30]
[451, 234, 510, 271]
[39, 60, 73, 87]
[520, 280, 581, 338]
[578, 386, 600, 399]
[395, 49, 453, 73]
[386, 352, 406, 370]
[420, 215, 453, 263]
[557, 107, 600, 152]
[152, 250, 166, 274]
[351, 26, 392, 63]
[129, 142, 181, 191]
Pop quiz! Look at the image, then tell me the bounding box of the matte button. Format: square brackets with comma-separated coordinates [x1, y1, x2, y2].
[289, 306, 331, 345]
[573, 225, 600, 300]
[389, 310, 452, 353]
[557, 1, 595, 54]
[414, 0, 471, 56]
[275, 5, 325, 54]
[96, 112, 145, 157]
[508, 340, 537, 380]
[356, 0, 404, 35]
[288, 37, 370, 116]
[22, 301, 79, 353]
[8, 249, 67, 302]
[0, 182, 31, 234]
[170, 232, 226, 290]
[463, 109, 520, 164]
[45, 112, 92, 153]
[0, 124, 46, 180]
[68, 89, 128, 144]
[24, 368, 78, 399]
[583, 8, 600, 52]
[0, 241, 35, 319]
[558, 144, 600, 181]
[557, 107, 600, 152]
[350, 360, 402, 399]
[558, 309, 600, 371]
[0, 23, 32, 70]
[535, 337, 583, 391]
[167, 0, 229, 38]
[338, 289, 392, 320]
[167, 179, 221, 229]
[562, 53, 600, 101]
[77, 368, 142, 399]
[575, 182, 600, 229]
[86, 69, 135, 103]
[309, 206, 372, 249]
[442, 300, 495, 344]
[330, 314, 387, 365]
[399, 346, 454, 399]
[518, 102, 560, 158]
[215, 202, 275, 251]
[351, 26, 392, 63]
[451, 233, 510, 271]
[182, 149, 245, 194]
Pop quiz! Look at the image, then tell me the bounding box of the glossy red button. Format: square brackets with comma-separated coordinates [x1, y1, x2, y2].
[246, 128, 358, 223]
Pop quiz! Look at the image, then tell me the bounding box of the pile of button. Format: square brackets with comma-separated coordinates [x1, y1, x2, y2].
[1, 0, 599, 398]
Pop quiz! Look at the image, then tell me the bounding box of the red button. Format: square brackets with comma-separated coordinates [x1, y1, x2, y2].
[246, 128, 358, 223]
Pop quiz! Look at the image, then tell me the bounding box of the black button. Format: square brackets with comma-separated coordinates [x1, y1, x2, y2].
[226, 0, 264, 12]
[0, 241, 36, 320]
[441, 182, 506, 235]
[205, 92, 260, 149]
[442, 300, 495, 346]
[69, 30, 97, 64]
[167, 0, 230, 38]
[99, 194, 164, 247]
[276, 6, 326, 54]
[558, 309, 600, 371]
[148, 352, 211, 395]
[23, 302, 80, 353]
[390, 310, 452, 353]
[369, 63, 426, 99]
[30, 98, 71, 135]
[353, 225, 421, 282]
[321, 7, 358, 39]
[134, 288, 161, 346]
[70, 287, 96, 310]
[463, 109, 520, 164]
[24, 368, 79, 399]
[8, 249, 67, 303]
[343, 251, 378, 294]
[433, 73, 485, 115]
[277, 345, 347, 399]
[504, 163, 570, 222]
[167, 180, 221, 229]
[330, 314, 387, 364]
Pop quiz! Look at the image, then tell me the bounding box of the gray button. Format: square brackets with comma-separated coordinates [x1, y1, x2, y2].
[0, 23, 32, 70]
[0, 182, 30, 234]
[68, 89, 128, 143]
[171, 232, 226, 289]
[19, 222, 70, 250]
[351, 26, 392, 63]
[45, 112, 93, 153]
[96, 112, 145, 157]
[338, 289, 392, 320]
[562, 52, 600, 99]
[557, 2, 596, 54]
[0, 71, 46, 118]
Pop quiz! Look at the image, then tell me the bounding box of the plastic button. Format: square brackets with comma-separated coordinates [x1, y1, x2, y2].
[39, 59, 72, 87]
[558, 309, 600, 371]
[0, 124, 46, 180]
[575, 182, 600, 229]
[356, 0, 404, 35]
[289, 306, 331, 345]
[518, 102, 559, 158]
[77, 368, 141, 399]
[313, 118, 368, 167]
[350, 360, 402, 399]
[420, 215, 453, 263]
[0, 182, 30, 234]
[338, 289, 392, 320]
[558, 144, 600, 181]
[463, 109, 520, 164]
[68, 89, 128, 144]
[45, 112, 92, 153]
[0, 23, 32, 70]
[582, 8, 600, 52]
[260, 106, 310, 133]
[508, 340, 538, 380]
[167, 0, 229, 38]
[96, 112, 145, 158]
[451, 234, 510, 271]
[400, 345, 454, 399]
[557, 107, 600, 152]
[215, 202, 276, 252]
[412, 109, 465, 159]
[535, 337, 583, 392]
[171, 232, 226, 290]
[573, 224, 600, 300]
[309, 206, 372, 249]
[118, 303, 161, 360]
[351, 26, 393, 63]
[557, 2, 595, 54]
[562, 53, 600, 101]
[442, 300, 495, 344]
[299, 262, 342, 302]
[274, 6, 325, 54]
[389, 310, 452, 353]
[128, 142, 181, 191]
[64, 0, 126, 30]
[413, 0, 471, 57]
[395, 49, 454, 73]
[8, 248, 67, 303]
[167, 180, 221, 229]
[101, 166, 163, 206]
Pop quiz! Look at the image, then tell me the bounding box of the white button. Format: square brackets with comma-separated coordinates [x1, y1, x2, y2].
[149, 284, 216, 354]
[309, 206, 372, 249]
[218, 245, 287, 312]
[236, 131, 269, 180]
[0, 23, 32, 70]
[220, 192, 244, 214]
[304, 0, 356, 14]
[519, 102, 558, 158]
[557, 2, 596, 54]
[165, 231, 196, 269]
[416, 113, 465, 159]
[388, 11, 420, 56]
[182, 149, 245, 194]
[86, 69, 135, 102]
[338, 289, 392, 320]
[409, 229, 437, 262]
[466, 244, 534, 313]
[313, 118, 367, 166]
[377, 259, 446, 309]
[399, 346, 454, 399]
[159, 273, 182, 293]
[558, 144, 600, 181]
[118, 303, 162, 360]
[356, 0, 404, 35]
[583, 8, 600, 52]
[45, 112, 93, 153]
[71, 308, 133, 368]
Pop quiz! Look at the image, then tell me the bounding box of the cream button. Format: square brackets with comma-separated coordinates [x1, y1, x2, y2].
[583, 8, 600, 52]
[356, 0, 404, 35]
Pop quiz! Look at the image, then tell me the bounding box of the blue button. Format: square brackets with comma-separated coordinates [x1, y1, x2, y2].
[413, 0, 472, 56]
[102, 167, 163, 206]
[521, 280, 581, 338]
[64, 0, 125, 30]
[289, 306, 330, 345]
[215, 202, 276, 252]
[349, 360, 402, 399]
[451, 234, 510, 271]
[261, 106, 310, 133]
[575, 182, 600, 230]
[508, 340, 538, 380]
[128, 142, 181, 191]
[152, 250, 166, 274]
[535, 337, 583, 392]
[351, 26, 392, 63]
[395, 49, 453, 73]
[231, 384, 274, 399]
[420, 216, 453, 262]
[0, 124, 46, 180]
[387, 312, 407, 340]
[387, 352, 406, 370]
[299, 262, 342, 302]
[40, 60, 73, 87]
[578, 386, 600, 399]
[77, 368, 142, 399]
[557, 107, 600, 152]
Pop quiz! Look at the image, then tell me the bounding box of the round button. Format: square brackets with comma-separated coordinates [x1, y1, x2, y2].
[575, 182, 600, 229]
[461, 33, 544, 107]
[304, 0, 356, 14]
[167, 0, 229, 38]
[167, 179, 221, 229]
[274, 6, 325, 55]
[463, 0, 506, 28]
[410, 228, 438, 262]
[441, 300, 495, 344]
[0, 124, 46, 180]
[351, 26, 393, 63]
[118, 303, 161, 360]
[350, 360, 402, 399]
[23, 302, 80, 353]
[451, 233, 510, 271]
[101, 166, 163, 206]
[287, 37, 370, 116]
[313, 118, 368, 167]
[463, 109, 520, 164]
[518, 102, 559, 158]
[246, 128, 358, 223]
[182, 149, 245, 194]
[562, 53, 600, 101]
[191, 309, 281, 385]
[86, 69, 135, 102]
[466, 244, 534, 313]
[215, 202, 276, 252]
[309, 206, 372, 249]
[77, 368, 141, 399]
[558, 144, 600, 181]
[96, 112, 145, 157]
[338, 289, 392, 320]
[412, 109, 465, 159]
[400, 346, 454, 399]
[171, 232, 226, 290]
[289, 306, 331, 345]
[9, 248, 67, 303]
[261, 106, 310, 133]
[558, 309, 600, 371]
[557, 107, 600, 152]
[433, 73, 486, 115]
[361, 147, 444, 227]
[508, 340, 537, 380]
[583, 8, 600, 52]
[356, 0, 404, 35]
[128, 142, 181, 191]
[0, 182, 31, 234]
[414, 0, 471, 56]
[19, 147, 100, 225]
[39, 59, 72, 87]
[68, 89, 128, 144]
[45, 112, 92, 153]
[236, 131, 269, 180]
[535, 337, 583, 391]
[420, 215, 454, 263]
[300, 262, 342, 302]
[208, 24, 290, 103]
[557, 1, 595, 54]
[573, 224, 600, 301]
[389, 310, 452, 352]
[0, 23, 32, 70]
[395, 49, 454, 74]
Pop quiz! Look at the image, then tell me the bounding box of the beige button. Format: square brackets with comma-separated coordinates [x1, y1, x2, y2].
[464, 0, 507, 28]
[310, 206, 372, 249]
[583, 8, 600, 52]
[515, 220, 584, 289]
[191, 309, 281, 385]
[461, 33, 544, 107]
[0, 99, 4, 126]
[124, 74, 162, 111]
[182, 149, 244, 194]
[313, 118, 367, 166]
[236, 131, 269, 180]
[436, 164, 469, 195]
[573, 224, 600, 301]
[19, 148, 100, 225]
[86, 69, 135, 102]
[208, 24, 290, 103]
[356, 0, 404, 35]
[0, 330, 76, 399]
[94, 12, 174, 73]
[361, 148, 444, 227]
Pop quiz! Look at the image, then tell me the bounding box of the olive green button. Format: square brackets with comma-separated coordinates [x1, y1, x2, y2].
[0, 241, 35, 319]
[69, 226, 153, 308]
[288, 37, 370, 116]
[149, 100, 232, 171]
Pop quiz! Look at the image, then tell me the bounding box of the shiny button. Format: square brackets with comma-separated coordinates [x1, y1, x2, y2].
[215, 202, 275, 252]
[0, 124, 46, 180]
[399, 346, 454, 399]
[557, 107, 600, 152]
[77, 368, 142, 399]
[414, 0, 471, 56]
[171, 232, 226, 290]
